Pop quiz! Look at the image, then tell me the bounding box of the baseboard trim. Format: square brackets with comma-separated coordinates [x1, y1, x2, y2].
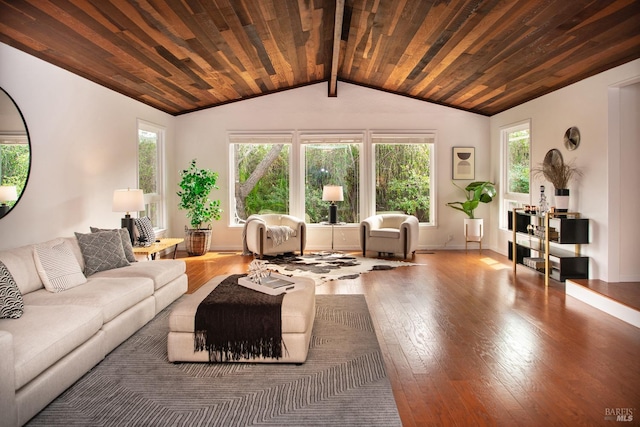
[566, 279, 640, 328]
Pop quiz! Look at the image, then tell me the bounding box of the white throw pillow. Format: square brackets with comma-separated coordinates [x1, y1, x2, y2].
[33, 239, 87, 293]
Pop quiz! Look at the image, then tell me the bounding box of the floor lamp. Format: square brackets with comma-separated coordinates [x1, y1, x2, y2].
[322, 185, 343, 224]
[112, 188, 145, 243]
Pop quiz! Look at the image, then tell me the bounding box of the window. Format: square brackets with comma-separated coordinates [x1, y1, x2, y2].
[137, 121, 165, 229]
[501, 120, 530, 228]
[505, 124, 530, 194]
[301, 135, 361, 224]
[230, 135, 292, 224]
[0, 136, 29, 209]
[228, 131, 434, 228]
[371, 134, 434, 223]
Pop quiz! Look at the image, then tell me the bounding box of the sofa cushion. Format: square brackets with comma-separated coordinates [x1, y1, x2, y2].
[92, 259, 186, 291]
[33, 239, 87, 293]
[0, 304, 103, 389]
[90, 227, 137, 263]
[370, 228, 400, 239]
[0, 244, 43, 295]
[75, 231, 130, 276]
[22, 276, 154, 323]
[0, 260, 24, 319]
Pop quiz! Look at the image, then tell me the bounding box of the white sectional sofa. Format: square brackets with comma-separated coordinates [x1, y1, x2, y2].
[0, 233, 188, 427]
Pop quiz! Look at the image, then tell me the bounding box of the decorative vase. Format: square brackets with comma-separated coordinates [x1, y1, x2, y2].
[555, 188, 570, 212]
[184, 227, 212, 256]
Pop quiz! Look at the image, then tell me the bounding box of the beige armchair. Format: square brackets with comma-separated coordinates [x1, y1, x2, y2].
[243, 214, 306, 258]
[360, 214, 419, 259]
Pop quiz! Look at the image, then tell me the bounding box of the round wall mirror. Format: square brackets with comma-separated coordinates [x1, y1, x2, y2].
[0, 87, 31, 219]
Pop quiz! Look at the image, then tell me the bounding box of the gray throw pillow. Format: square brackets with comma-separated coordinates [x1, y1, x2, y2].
[90, 227, 137, 263]
[0, 260, 24, 319]
[75, 230, 130, 276]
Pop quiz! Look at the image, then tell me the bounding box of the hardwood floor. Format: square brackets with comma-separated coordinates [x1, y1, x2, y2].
[173, 250, 640, 426]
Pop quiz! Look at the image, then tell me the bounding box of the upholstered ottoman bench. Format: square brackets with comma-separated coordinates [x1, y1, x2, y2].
[168, 274, 315, 363]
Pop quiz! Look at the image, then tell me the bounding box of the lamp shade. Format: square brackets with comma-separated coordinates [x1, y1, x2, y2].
[322, 185, 344, 202]
[112, 188, 145, 213]
[0, 185, 18, 203]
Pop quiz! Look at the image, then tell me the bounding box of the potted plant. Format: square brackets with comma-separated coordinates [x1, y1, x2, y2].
[177, 159, 222, 256]
[446, 181, 497, 246]
[532, 149, 582, 212]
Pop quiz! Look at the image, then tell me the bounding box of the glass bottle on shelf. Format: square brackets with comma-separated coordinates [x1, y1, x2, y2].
[538, 185, 548, 215]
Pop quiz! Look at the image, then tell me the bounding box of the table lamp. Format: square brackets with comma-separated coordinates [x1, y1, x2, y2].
[0, 185, 18, 218]
[113, 188, 145, 243]
[322, 185, 343, 224]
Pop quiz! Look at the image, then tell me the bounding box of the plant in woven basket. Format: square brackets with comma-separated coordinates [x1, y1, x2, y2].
[177, 159, 222, 229]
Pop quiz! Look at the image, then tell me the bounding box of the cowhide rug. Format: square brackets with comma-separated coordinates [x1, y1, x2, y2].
[261, 252, 420, 285]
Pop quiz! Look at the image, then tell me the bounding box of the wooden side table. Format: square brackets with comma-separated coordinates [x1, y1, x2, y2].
[132, 238, 184, 260]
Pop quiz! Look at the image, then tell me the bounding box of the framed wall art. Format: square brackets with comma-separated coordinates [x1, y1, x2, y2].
[452, 147, 475, 180]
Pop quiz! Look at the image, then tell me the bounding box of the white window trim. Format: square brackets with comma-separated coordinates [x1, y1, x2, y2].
[500, 119, 531, 230]
[228, 132, 295, 226]
[137, 119, 166, 231]
[369, 131, 437, 226]
[227, 130, 437, 228]
[299, 132, 365, 225]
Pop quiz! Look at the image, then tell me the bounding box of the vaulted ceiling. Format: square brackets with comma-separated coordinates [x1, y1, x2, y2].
[1, 0, 638, 116]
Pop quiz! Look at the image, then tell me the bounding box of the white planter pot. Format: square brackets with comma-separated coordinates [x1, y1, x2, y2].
[464, 218, 484, 242]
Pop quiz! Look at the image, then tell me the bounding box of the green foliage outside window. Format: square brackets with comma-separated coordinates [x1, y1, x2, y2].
[138, 130, 159, 225]
[375, 144, 431, 222]
[304, 144, 360, 223]
[138, 136, 157, 195]
[0, 144, 29, 208]
[232, 137, 434, 224]
[234, 144, 290, 221]
[508, 130, 530, 194]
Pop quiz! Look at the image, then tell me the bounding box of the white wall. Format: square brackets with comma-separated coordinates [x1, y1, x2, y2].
[617, 82, 640, 281]
[0, 43, 176, 250]
[490, 59, 640, 281]
[173, 82, 491, 252]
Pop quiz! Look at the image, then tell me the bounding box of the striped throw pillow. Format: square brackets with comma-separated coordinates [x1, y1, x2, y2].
[33, 239, 87, 292]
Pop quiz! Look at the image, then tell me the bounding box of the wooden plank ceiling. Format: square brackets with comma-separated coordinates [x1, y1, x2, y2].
[1, 0, 638, 116]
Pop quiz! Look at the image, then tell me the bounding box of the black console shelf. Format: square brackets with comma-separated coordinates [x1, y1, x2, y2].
[508, 209, 590, 286]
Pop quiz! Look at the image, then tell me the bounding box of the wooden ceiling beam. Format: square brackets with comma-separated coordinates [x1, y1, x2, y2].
[328, 0, 345, 97]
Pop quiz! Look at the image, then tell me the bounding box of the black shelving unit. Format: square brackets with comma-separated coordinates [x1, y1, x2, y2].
[508, 209, 590, 286]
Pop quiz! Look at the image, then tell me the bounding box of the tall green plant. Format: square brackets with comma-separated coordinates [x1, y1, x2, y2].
[446, 181, 496, 219]
[177, 159, 222, 229]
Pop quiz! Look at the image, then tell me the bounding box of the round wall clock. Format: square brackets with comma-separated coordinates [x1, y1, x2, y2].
[564, 126, 580, 151]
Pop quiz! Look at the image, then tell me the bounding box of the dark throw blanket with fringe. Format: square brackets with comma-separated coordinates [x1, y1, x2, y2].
[194, 274, 285, 362]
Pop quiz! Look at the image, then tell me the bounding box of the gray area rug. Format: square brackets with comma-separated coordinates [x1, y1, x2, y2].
[263, 252, 419, 285]
[27, 295, 401, 426]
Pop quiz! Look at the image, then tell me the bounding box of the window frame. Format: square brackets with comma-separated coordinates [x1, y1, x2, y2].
[227, 130, 436, 229]
[370, 132, 436, 225]
[137, 119, 165, 231]
[500, 120, 531, 229]
[299, 133, 364, 225]
[228, 133, 294, 225]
